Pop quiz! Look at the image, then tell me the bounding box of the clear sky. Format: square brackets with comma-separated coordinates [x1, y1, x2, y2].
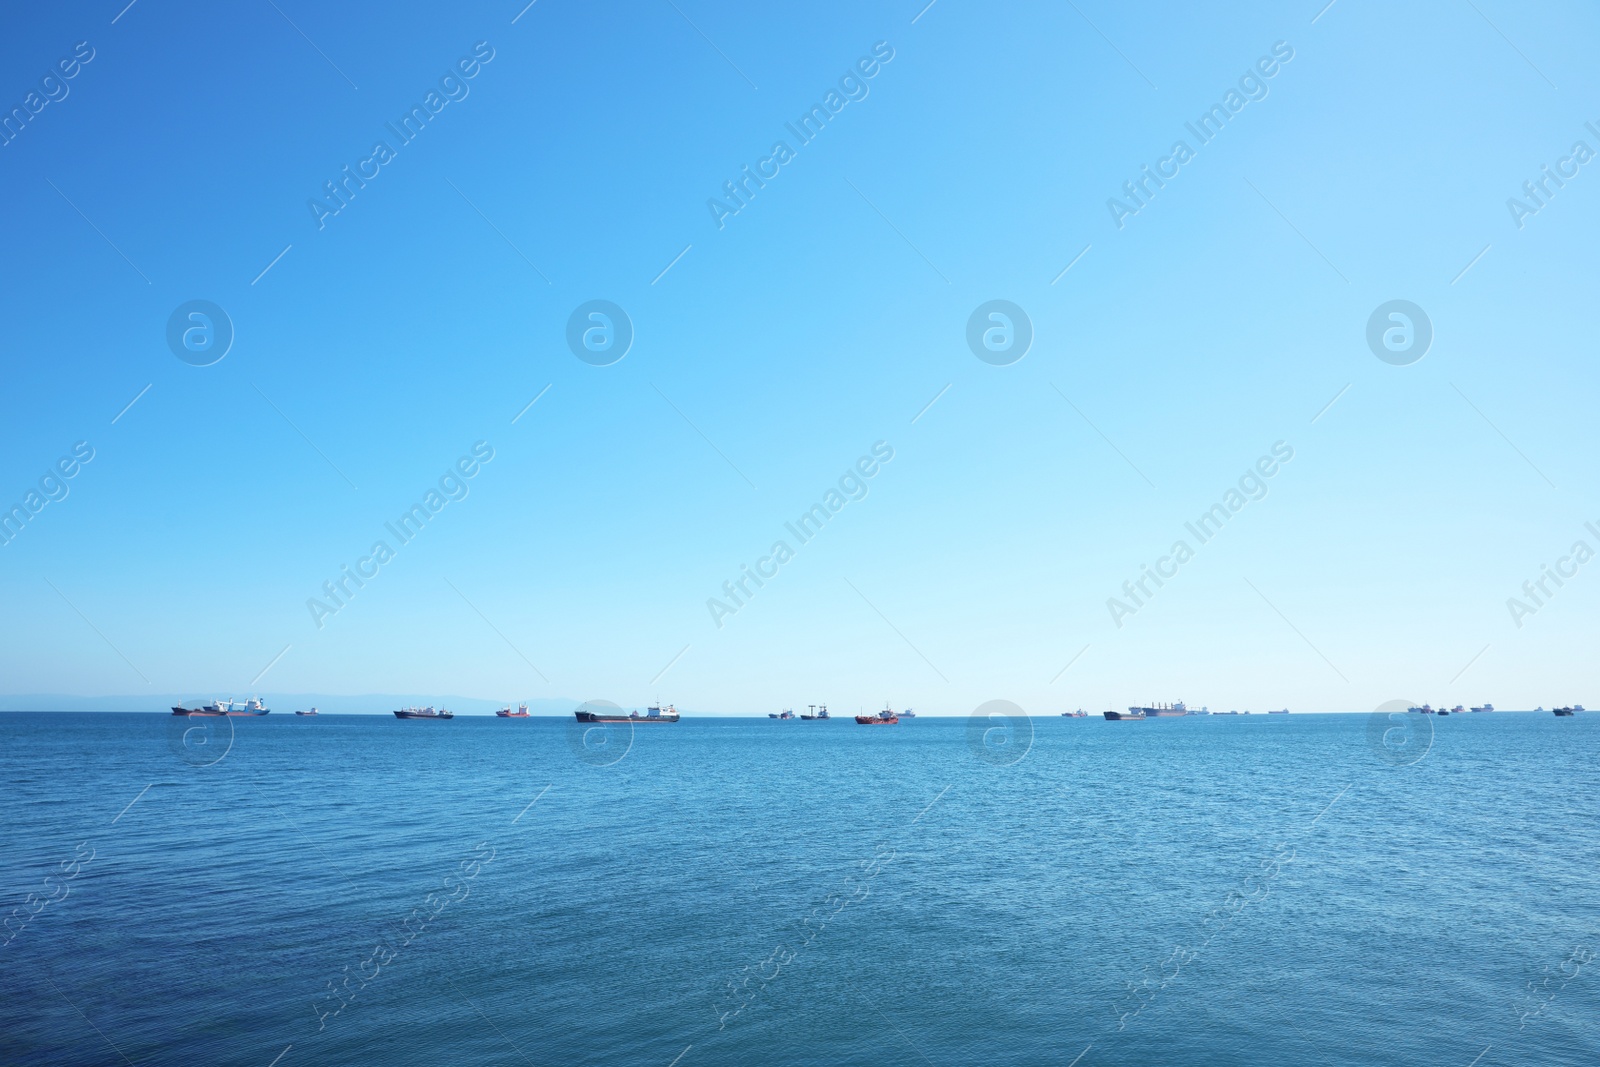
[1, 0, 1596, 714]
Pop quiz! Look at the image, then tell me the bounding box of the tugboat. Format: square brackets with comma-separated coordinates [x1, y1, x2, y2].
[800, 704, 831, 720]
[496, 703, 530, 718]
[294, 707, 319, 717]
[1553, 706, 1577, 717]
[856, 703, 899, 725]
[172, 698, 269, 716]
[769, 708, 796, 720]
[574, 703, 679, 723]
[393, 705, 453, 720]
[1103, 709, 1146, 721]
[1470, 704, 1495, 713]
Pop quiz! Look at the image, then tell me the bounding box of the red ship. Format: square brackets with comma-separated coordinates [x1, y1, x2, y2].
[496, 703, 530, 718]
[856, 703, 899, 725]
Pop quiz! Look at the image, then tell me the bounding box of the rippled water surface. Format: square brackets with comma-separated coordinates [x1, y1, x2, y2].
[2, 711, 1596, 1066]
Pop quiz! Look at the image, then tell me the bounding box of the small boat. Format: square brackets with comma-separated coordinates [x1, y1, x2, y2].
[496, 703, 530, 718]
[1470, 704, 1494, 713]
[856, 703, 899, 725]
[1553, 706, 1576, 717]
[769, 708, 796, 720]
[575, 703, 679, 723]
[394, 705, 453, 720]
[1103, 709, 1146, 721]
[799, 704, 831, 720]
[295, 708, 319, 717]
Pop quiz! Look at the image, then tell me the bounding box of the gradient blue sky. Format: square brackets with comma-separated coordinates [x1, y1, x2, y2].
[2, 0, 1596, 713]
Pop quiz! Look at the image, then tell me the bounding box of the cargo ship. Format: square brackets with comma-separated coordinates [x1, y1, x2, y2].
[294, 708, 318, 717]
[769, 708, 796, 720]
[1133, 702, 1188, 718]
[496, 703, 530, 718]
[1268, 708, 1289, 715]
[1062, 709, 1088, 718]
[1103, 709, 1146, 721]
[394, 706, 453, 719]
[172, 698, 269, 717]
[574, 703, 679, 723]
[856, 704, 899, 725]
[1408, 704, 1436, 714]
[1470, 704, 1494, 713]
[800, 704, 831, 720]
[1553, 706, 1577, 717]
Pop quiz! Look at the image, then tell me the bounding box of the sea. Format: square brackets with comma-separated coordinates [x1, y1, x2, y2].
[1, 710, 1596, 1066]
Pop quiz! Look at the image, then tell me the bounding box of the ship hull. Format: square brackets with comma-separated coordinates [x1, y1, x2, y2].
[1104, 711, 1145, 720]
[171, 708, 224, 716]
[574, 712, 678, 723]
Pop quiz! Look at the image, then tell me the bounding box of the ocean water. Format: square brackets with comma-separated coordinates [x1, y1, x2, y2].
[1, 710, 1596, 1067]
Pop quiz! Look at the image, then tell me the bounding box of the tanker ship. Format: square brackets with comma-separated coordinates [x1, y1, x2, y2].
[172, 698, 269, 717]
[574, 703, 679, 723]
[394, 706, 453, 720]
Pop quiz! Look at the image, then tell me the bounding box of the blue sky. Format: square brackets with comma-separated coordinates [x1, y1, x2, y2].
[1, 0, 1596, 713]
